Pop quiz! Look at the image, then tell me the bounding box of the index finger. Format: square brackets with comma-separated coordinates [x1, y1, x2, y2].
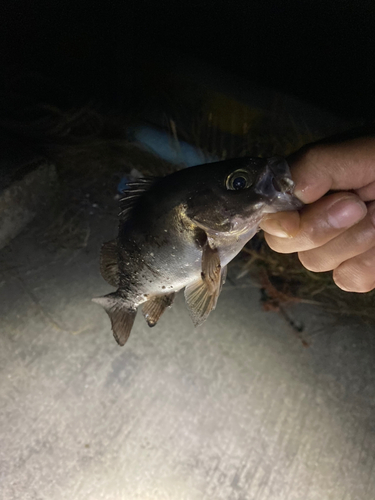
[288, 136, 375, 204]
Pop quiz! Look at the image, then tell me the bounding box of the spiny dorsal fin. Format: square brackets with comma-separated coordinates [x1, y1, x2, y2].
[92, 293, 137, 346]
[119, 177, 156, 221]
[142, 293, 175, 327]
[100, 240, 119, 287]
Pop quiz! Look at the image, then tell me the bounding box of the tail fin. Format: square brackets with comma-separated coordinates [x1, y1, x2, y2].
[92, 293, 137, 346]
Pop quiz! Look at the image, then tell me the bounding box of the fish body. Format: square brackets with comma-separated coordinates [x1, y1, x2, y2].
[94, 156, 303, 345]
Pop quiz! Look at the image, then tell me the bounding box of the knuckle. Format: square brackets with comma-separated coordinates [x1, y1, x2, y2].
[301, 143, 348, 180]
[353, 217, 375, 247]
[301, 223, 321, 246]
[300, 143, 328, 170]
[359, 253, 375, 269]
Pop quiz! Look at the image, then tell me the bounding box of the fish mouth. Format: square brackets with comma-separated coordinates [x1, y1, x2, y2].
[271, 175, 294, 195]
[255, 157, 304, 210]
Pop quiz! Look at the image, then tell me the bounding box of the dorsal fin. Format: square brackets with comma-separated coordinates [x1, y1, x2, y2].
[100, 240, 119, 287]
[119, 177, 156, 221]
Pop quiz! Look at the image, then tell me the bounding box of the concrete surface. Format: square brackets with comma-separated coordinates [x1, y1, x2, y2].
[0, 161, 57, 250]
[1, 202, 375, 500]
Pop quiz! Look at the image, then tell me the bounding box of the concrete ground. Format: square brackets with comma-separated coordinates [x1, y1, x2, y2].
[1, 182, 375, 500]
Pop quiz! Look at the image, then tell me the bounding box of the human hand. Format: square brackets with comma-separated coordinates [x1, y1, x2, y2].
[260, 135, 375, 292]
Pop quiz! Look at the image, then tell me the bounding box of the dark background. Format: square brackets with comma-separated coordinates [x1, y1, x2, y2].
[1, 0, 375, 121]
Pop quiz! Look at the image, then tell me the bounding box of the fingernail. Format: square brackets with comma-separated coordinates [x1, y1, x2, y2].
[327, 197, 367, 229]
[261, 218, 291, 238]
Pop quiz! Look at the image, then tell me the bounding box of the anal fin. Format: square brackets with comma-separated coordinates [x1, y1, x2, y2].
[142, 293, 175, 327]
[92, 293, 137, 346]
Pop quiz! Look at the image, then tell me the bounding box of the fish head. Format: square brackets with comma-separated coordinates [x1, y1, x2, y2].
[185, 156, 303, 234]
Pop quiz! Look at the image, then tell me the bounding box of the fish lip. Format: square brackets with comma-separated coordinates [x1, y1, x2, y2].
[271, 176, 295, 195]
[254, 158, 304, 210]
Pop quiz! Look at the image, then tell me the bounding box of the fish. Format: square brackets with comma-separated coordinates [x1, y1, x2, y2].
[93, 156, 303, 346]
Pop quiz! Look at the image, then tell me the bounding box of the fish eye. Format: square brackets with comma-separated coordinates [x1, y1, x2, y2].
[232, 176, 247, 190]
[226, 170, 252, 191]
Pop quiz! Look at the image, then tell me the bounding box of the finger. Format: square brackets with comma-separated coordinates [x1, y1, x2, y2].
[355, 180, 375, 201]
[263, 192, 367, 253]
[259, 211, 300, 238]
[333, 246, 375, 292]
[288, 137, 375, 203]
[298, 205, 375, 272]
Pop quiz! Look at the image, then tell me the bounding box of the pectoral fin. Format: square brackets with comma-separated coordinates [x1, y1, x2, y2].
[142, 293, 175, 327]
[201, 241, 221, 294]
[184, 266, 226, 327]
[92, 293, 137, 346]
[220, 265, 227, 292]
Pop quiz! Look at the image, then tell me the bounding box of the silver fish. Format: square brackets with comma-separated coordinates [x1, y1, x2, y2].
[93, 156, 303, 345]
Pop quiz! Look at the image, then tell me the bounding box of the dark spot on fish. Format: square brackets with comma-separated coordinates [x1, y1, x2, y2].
[162, 286, 166, 289]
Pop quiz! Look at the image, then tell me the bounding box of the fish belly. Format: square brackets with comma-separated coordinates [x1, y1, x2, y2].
[130, 243, 203, 304]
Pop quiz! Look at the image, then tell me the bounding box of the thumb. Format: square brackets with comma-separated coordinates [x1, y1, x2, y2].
[289, 136, 375, 204]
